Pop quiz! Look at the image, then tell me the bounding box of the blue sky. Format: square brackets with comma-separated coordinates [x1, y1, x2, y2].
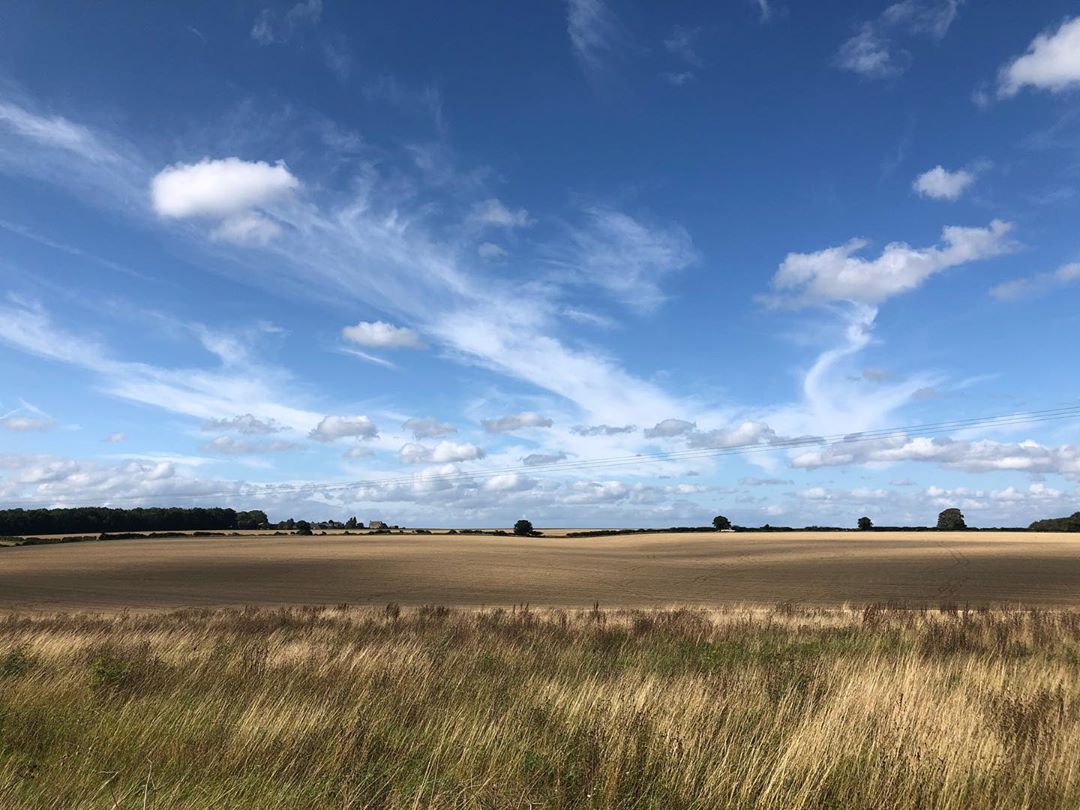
[1, 0, 1079, 527]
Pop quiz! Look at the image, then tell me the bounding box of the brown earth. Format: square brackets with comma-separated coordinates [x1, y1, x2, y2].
[2, 531, 1079, 611]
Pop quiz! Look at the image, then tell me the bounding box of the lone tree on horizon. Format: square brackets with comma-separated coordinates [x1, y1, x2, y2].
[858, 516, 873, 531]
[937, 508, 967, 530]
[713, 515, 732, 531]
[513, 519, 534, 536]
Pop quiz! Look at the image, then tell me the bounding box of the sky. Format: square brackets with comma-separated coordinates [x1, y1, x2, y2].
[1, 0, 1079, 528]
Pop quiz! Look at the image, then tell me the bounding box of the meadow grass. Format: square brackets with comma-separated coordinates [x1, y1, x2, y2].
[1, 603, 1079, 808]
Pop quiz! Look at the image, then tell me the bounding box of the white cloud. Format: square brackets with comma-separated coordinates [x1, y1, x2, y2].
[104, 432, 127, 443]
[687, 421, 776, 449]
[210, 212, 282, 245]
[836, 1, 961, 78]
[998, 17, 1080, 98]
[0, 101, 120, 164]
[836, 25, 902, 78]
[0, 415, 53, 431]
[342, 320, 425, 349]
[151, 157, 299, 219]
[251, 0, 322, 45]
[522, 452, 569, 466]
[768, 219, 1015, 307]
[791, 434, 1080, 478]
[481, 412, 554, 433]
[566, 0, 619, 77]
[203, 414, 282, 434]
[991, 262, 1080, 301]
[0, 299, 323, 433]
[571, 423, 636, 436]
[202, 435, 295, 455]
[309, 415, 378, 442]
[342, 445, 374, 460]
[400, 440, 486, 464]
[912, 165, 976, 200]
[402, 417, 457, 439]
[482, 472, 537, 492]
[644, 418, 696, 439]
[469, 198, 531, 228]
[559, 207, 696, 311]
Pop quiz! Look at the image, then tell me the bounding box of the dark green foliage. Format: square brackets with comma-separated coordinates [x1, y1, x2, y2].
[514, 519, 534, 537]
[858, 516, 873, 531]
[295, 521, 313, 536]
[937, 508, 967, 530]
[713, 515, 732, 531]
[1029, 512, 1080, 532]
[0, 506, 257, 536]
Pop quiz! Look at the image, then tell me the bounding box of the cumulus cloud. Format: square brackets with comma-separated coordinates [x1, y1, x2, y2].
[522, 452, 569, 466]
[400, 440, 486, 464]
[990, 262, 1080, 301]
[644, 418, 696, 439]
[913, 165, 976, 200]
[104, 432, 127, 443]
[469, 198, 531, 228]
[482, 472, 537, 492]
[790, 434, 1080, 478]
[686, 421, 777, 449]
[571, 423, 636, 436]
[151, 157, 298, 219]
[202, 414, 283, 434]
[402, 417, 457, 439]
[998, 17, 1080, 97]
[342, 321, 425, 349]
[481, 412, 554, 433]
[309, 415, 378, 442]
[768, 219, 1015, 307]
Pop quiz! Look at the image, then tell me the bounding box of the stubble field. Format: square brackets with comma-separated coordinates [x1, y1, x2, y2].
[2, 531, 1080, 611]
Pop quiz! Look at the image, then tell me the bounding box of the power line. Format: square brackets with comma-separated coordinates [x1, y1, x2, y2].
[6, 403, 1080, 506]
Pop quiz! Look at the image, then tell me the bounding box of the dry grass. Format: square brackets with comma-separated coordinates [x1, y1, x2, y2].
[2, 604, 1080, 808]
[4, 531, 1080, 610]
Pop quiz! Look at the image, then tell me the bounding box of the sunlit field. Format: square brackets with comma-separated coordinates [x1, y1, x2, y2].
[4, 531, 1080, 610]
[2, 604, 1079, 808]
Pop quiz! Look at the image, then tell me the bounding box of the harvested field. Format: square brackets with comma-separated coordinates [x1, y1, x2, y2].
[2, 531, 1080, 611]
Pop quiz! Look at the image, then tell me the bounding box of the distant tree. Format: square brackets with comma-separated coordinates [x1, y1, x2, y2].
[858, 516, 873, 531]
[283, 518, 296, 530]
[345, 516, 358, 530]
[295, 520, 313, 536]
[1029, 511, 1080, 532]
[936, 508, 967, 531]
[712, 515, 732, 531]
[513, 519, 534, 536]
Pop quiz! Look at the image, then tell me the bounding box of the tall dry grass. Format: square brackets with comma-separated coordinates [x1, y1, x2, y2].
[1, 603, 1079, 808]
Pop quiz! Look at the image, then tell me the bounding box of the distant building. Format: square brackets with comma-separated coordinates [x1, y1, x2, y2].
[368, 520, 387, 530]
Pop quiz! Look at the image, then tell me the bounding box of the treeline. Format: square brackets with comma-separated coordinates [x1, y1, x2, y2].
[0, 507, 269, 537]
[1029, 512, 1080, 532]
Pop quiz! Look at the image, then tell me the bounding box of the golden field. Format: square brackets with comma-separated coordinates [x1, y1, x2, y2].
[1, 604, 1080, 808]
[2, 531, 1080, 610]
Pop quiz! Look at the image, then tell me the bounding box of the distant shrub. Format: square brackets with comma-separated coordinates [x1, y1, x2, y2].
[514, 519, 534, 536]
